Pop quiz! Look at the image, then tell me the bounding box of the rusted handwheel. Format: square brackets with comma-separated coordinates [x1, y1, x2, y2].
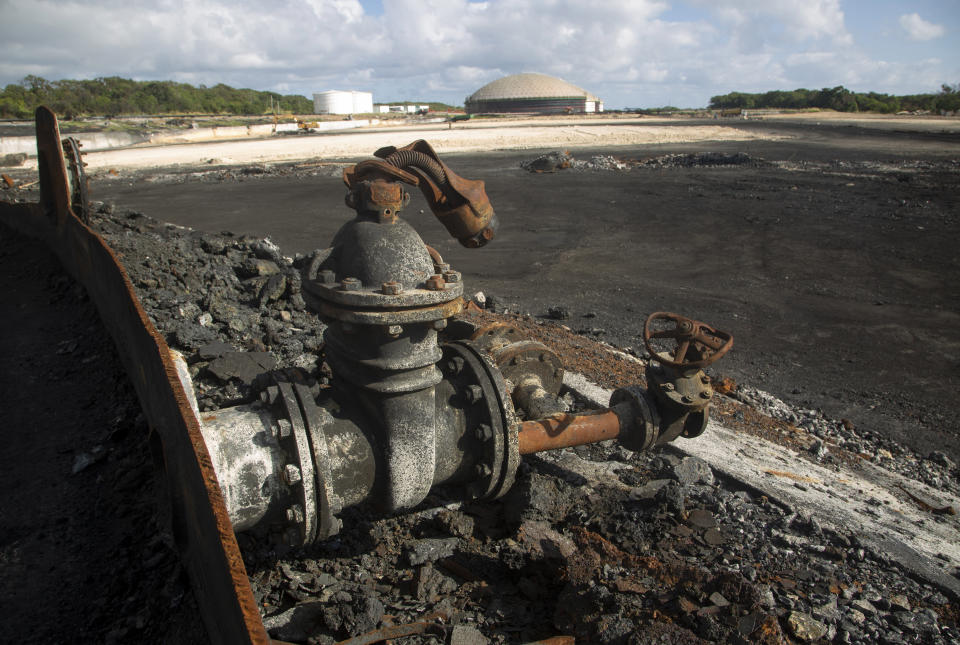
[643, 312, 733, 369]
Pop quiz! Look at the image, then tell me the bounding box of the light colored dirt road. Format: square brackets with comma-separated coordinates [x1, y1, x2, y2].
[78, 122, 785, 171]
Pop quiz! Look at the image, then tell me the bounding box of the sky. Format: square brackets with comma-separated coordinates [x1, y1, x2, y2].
[1, 0, 958, 109]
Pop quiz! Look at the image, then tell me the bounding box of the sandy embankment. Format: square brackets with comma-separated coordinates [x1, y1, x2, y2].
[80, 122, 786, 171]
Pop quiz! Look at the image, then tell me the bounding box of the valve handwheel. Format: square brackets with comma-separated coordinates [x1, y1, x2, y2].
[643, 312, 733, 369]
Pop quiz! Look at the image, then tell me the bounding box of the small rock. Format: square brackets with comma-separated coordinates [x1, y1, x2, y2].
[241, 258, 281, 278]
[407, 537, 459, 566]
[434, 509, 474, 539]
[207, 351, 278, 385]
[517, 520, 576, 560]
[631, 478, 672, 500]
[263, 601, 326, 642]
[709, 591, 730, 607]
[547, 306, 570, 320]
[450, 624, 488, 645]
[928, 451, 955, 469]
[787, 611, 828, 641]
[655, 481, 686, 514]
[671, 456, 714, 485]
[258, 273, 287, 305]
[846, 609, 866, 625]
[889, 594, 911, 611]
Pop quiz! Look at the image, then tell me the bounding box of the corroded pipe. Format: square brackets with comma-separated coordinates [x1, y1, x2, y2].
[518, 408, 624, 455]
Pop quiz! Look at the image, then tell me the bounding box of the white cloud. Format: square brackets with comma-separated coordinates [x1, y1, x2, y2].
[899, 13, 945, 41]
[0, 0, 956, 108]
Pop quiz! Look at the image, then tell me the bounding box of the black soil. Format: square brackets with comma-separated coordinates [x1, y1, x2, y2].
[92, 119, 960, 462]
[0, 224, 206, 644]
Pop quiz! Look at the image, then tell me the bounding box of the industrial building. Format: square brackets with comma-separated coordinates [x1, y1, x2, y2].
[313, 90, 373, 115]
[465, 73, 603, 115]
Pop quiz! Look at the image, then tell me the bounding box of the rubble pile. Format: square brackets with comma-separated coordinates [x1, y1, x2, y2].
[91, 208, 959, 644]
[521, 151, 763, 173]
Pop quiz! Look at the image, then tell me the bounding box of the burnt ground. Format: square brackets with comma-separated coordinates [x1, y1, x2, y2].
[0, 225, 206, 644]
[1, 117, 959, 644]
[87, 119, 960, 463]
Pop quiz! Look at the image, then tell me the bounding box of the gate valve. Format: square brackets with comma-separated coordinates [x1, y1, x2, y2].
[641, 312, 734, 440]
[643, 311, 733, 369]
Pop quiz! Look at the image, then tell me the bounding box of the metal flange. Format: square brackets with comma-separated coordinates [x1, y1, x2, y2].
[439, 341, 520, 500]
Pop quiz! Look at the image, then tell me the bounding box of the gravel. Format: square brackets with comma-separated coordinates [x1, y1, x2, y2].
[89, 206, 960, 644]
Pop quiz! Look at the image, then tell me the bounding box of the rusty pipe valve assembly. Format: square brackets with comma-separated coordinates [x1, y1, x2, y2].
[199, 141, 733, 547]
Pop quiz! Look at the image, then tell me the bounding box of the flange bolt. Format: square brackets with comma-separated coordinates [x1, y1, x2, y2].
[381, 281, 402, 295]
[426, 274, 446, 291]
[466, 384, 483, 403]
[286, 504, 305, 524]
[446, 356, 464, 375]
[341, 277, 361, 291]
[474, 423, 493, 442]
[282, 464, 302, 485]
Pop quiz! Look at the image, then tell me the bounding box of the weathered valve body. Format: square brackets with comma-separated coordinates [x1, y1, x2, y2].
[199, 141, 733, 547]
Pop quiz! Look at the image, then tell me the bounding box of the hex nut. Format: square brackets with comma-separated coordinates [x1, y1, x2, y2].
[381, 281, 402, 295]
[260, 385, 279, 404]
[700, 390, 712, 399]
[283, 464, 302, 485]
[474, 463, 492, 478]
[466, 384, 483, 403]
[277, 418, 292, 438]
[319, 269, 336, 284]
[425, 274, 446, 291]
[446, 356, 464, 375]
[438, 263, 451, 273]
[662, 382, 675, 392]
[474, 423, 493, 442]
[433, 319, 448, 331]
[340, 277, 361, 291]
[286, 504, 305, 524]
[387, 324, 403, 336]
[442, 270, 462, 283]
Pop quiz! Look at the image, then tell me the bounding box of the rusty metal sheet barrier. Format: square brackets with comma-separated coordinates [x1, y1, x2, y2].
[0, 107, 269, 645]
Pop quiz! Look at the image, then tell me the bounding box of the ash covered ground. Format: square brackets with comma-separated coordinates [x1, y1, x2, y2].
[2, 118, 959, 643]
[78, 203, 959, 644]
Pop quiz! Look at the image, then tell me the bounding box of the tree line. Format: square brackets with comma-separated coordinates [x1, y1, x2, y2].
[0, 76, 315, 119]
[709, 85, 960, 114]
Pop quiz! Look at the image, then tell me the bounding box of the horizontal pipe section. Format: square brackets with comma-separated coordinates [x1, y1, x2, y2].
[518, 409, 622, 455]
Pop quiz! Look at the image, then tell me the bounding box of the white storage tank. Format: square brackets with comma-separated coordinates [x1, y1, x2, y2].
[313, 91, 374, 115]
